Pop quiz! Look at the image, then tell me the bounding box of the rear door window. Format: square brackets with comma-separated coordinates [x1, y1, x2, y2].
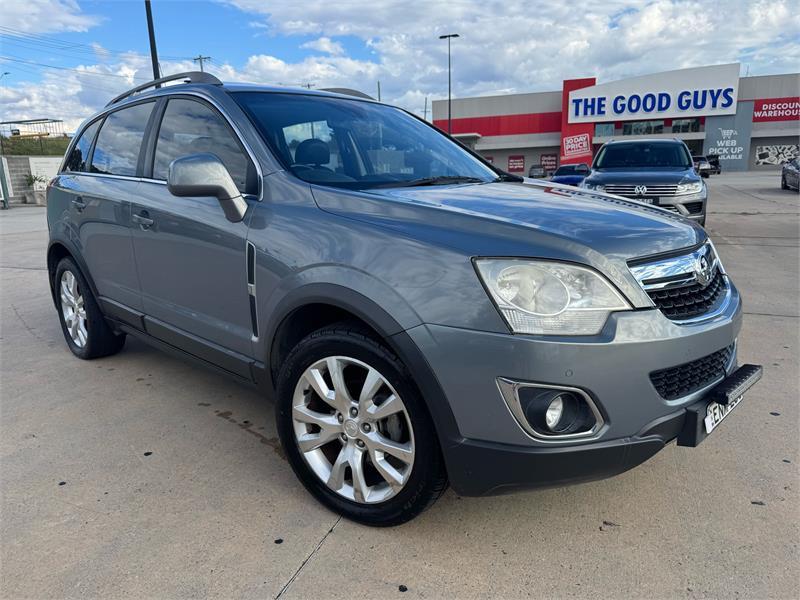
[64, 120, 100, 172]
[152, 98, 253, 193]
[91, 102, 154, 176]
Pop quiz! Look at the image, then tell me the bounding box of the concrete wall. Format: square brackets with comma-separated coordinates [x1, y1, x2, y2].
[5, 156, 33, 202]
[432, 90, 561, 121]
[0, 155, 62, 203]
[739, 73, 800, 101]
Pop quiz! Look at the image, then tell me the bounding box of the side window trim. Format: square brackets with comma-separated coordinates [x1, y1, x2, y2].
[139, 97, 167, 178]
[83, 99, 156, 179]
[84, 115, 106, 173]
[60, 116, 103, 174]
[147, 94, 259, 198]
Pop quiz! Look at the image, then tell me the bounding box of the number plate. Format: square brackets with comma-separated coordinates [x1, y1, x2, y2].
[704, 395, 743, 434]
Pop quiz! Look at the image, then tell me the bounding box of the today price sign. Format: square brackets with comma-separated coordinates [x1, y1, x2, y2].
[568, 63, 740, 124]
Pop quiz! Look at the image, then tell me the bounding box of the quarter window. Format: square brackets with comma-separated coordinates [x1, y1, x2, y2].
[64, 120, 100, 173]
[91, 102, 154, 176]
[153, 98, 252, 193]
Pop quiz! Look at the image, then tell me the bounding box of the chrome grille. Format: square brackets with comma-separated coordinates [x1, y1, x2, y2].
[604, 184, 679, 197]
[629, 242, 729, 322]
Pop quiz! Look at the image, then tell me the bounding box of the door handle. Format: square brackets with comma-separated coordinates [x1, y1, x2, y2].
[132, 211, 154, 229]
[71, 197, 86, 212]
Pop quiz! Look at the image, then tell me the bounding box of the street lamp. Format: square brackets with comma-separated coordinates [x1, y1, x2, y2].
[439, 33, 459, 134]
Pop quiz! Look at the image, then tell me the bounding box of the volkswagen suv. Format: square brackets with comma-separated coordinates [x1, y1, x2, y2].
[47, 73, 761, 525]
[581, 139, 708, 225]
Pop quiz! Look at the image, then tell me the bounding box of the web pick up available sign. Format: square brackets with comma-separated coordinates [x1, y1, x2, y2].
[567, 63, 740, 124]
[703, 101, 754, 172]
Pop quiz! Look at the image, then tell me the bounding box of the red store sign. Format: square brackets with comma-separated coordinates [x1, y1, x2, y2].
[752, 97, 800, 122]
[507, 155, 525, 172]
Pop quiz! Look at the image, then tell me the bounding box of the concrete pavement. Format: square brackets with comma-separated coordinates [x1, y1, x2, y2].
[1, 171, 798, 599]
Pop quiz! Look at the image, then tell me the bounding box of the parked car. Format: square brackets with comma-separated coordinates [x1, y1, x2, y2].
[581, 139, 709, 226]
[693, 155, 712, 178]
[47, 73, 761, 525]
[549, 163, 589, 186]
[528, 165, 547, 178]
[706, 154, 721, 175]
[781, 157, 800, 191]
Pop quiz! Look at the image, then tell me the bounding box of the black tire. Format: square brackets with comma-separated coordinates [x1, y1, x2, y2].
[781, 176, 788, 190]
[54, 257, 125, 359]
[276, 322, 448, 526]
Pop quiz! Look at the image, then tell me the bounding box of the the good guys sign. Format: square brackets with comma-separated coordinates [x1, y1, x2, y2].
[567, 63, 740, 123]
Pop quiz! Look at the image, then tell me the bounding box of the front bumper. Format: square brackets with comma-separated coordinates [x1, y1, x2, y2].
[656, 190, 707, 221]
[444, 363, 761, 496]
[406, 281, 744, 496]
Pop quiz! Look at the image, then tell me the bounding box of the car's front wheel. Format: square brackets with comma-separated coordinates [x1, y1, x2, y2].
[276, 323, 447, 526]
[54, 257, 125, 359]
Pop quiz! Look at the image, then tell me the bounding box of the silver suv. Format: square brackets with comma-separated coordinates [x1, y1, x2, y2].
[47, 73, 761, 525]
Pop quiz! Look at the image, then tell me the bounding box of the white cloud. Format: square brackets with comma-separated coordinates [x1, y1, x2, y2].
[1, 0, 798, 129]
[301, 37, 345, 56]
[2, 0, 101, 33]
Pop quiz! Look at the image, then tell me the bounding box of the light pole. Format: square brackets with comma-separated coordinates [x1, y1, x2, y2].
[438, 33, 459, 134]
[144, 0, 160, 82]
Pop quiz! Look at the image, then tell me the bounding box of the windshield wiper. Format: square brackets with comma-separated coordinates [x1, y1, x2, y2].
[380, 175, 486, 188]
[493, 172, 523, 182]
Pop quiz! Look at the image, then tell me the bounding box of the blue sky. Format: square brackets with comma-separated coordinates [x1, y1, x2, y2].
[2, 0, 798, 131]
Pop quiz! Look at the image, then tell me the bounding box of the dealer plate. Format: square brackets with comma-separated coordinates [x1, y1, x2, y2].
[704, 394, 743, 434]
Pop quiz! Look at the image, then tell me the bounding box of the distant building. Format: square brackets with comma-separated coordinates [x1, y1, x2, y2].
[433, 64, 799, 174]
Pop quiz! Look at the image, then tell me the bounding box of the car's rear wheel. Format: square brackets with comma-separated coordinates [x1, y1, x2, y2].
[55, 257, 125, 359]
[276, 323, 447, 526]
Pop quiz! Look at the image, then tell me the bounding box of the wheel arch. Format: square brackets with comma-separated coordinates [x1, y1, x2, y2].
[46, 239, 99, 308]
[263, 284, 463, 456]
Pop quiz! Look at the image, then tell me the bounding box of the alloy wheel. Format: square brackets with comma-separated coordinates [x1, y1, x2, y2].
[291, 356, 415, 504]
[60, 270, 88, 348]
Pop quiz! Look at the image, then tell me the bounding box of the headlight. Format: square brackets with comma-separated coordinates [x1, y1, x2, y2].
[474, 259, 631, 335]
[676, 181, 703, 195]
[580, 181, 604, 191]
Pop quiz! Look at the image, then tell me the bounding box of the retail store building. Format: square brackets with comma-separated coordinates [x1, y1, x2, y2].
[432, 64, 799, 174]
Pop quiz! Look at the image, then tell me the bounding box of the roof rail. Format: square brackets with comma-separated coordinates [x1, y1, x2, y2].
[105, 71, 223, 107]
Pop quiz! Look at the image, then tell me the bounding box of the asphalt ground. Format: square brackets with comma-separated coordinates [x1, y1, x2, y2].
[1, 171, 798, 599]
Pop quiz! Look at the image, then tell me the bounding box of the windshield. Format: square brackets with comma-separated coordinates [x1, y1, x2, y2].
[594, 142, 692, 169]
[233, 92, 498, 189]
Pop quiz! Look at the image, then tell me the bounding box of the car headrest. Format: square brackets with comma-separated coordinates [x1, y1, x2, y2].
[295, 139, 330, 166]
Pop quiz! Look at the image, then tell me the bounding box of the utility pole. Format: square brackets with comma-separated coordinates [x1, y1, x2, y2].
[144, 0, 160, 83]
[377, 81, 381, 102]
[439, 33, 459, 134]
[423, 96, 428, 121]
[193, 55, 211, 72]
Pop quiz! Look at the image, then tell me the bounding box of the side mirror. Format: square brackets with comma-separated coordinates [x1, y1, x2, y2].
[167, 153, 248, 223]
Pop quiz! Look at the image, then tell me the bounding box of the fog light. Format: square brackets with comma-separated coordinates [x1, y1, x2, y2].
[512, 385, 599, 438]
[545, 396, 564, 430]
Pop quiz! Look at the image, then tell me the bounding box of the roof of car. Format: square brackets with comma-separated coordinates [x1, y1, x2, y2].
[604, 138, 684, 144]
[106, 72, 378, 110]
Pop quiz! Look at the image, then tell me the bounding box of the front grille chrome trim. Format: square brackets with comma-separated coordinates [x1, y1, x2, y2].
[629, 242, 730, 323]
